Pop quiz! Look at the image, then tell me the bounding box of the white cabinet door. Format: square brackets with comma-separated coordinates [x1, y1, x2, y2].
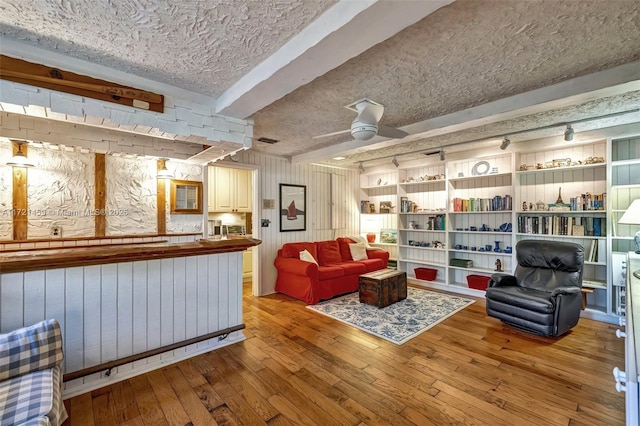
[210, 167, 251, 212]
[235, 169, 252, 212]
[213, 167, 234, 212]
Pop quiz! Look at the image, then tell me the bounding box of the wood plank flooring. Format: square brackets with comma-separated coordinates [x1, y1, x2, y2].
[64, 284, 626, 425]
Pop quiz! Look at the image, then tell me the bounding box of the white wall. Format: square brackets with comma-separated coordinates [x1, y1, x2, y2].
[227, 150, 361, 296]
[0, 138, 204, 239]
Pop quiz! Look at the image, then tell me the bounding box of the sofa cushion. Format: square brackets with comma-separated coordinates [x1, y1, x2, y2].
[0, 365, 67, 426]
[337, 237, 356, 261]
[316, 240, 343, 266]
[282, 242, 317, 260]
[332, 262, 367, 275]
[358, 258, 386, 272]
[349, 242, 368, 261]
[299, 249, 318, 264]
[317, 265, 345, 280]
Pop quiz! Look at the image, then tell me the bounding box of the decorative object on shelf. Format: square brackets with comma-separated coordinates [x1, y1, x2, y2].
[379, 201, 393, 213]
[536, 163, 544, 169]
[619, 199, 640, 254]
[556, 187, 564, 204]
[485, 244, 492, 251]
[495, 259, 502, 272]
[493, 241, 501, 253]
[366, 233, 376, 243]
[536, 200, 547, 211]
[369, 203, 376, 213]
[380, 229, 397, 244]
[279, 183, 306, 232]
[376, 177, 382, 185]
[504, 246, 513, 254]
[471, 160, 490, 176]
[432, 240, 444, 248]
[552, 158, 571, 168]
[584, 156, 605, 164]
[522, 201, 528, 211]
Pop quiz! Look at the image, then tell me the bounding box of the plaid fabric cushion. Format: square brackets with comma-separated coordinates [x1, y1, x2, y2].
[0, 364, 67, 425]
[0, 320, 63, 382]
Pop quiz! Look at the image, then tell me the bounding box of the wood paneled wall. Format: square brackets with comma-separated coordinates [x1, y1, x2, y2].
[0, 251, 244, 398]
[230, 150, 361, 296]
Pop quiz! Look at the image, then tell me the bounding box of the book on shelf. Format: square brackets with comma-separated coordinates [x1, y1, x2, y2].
[517, 215, 606, 236]
[452, 195, 512, 212]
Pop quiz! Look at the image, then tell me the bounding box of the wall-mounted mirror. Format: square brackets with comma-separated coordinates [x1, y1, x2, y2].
[170, 179, 203, 214]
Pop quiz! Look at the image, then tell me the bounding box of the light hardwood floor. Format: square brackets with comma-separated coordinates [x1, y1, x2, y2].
[64, 283, 625, 425]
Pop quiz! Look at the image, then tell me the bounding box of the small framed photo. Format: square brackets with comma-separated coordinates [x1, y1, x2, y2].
[380, 229, 398, 244]
[279, 184, 306, 232]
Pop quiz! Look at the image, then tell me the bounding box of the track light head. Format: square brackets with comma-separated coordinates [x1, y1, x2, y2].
[392, 156, 399, 167]
[500, 137, 511, 150]
[439, 150, 445, 161]
[358, 162, 365, 173]
[564, 124, 574, 141]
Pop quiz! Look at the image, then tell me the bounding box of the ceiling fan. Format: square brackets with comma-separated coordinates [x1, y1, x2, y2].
[314, 98, 409, 141]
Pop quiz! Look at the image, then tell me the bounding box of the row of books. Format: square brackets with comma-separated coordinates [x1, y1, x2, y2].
[452, 195, 512, 212]
[517, 215, 606, 236]
[585, 239, 605, 262]
[568, 192, 606, 211]
[424, 215, 446, 231]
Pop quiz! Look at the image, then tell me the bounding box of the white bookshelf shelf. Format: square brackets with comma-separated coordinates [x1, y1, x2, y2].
[515, 162, 605, 175]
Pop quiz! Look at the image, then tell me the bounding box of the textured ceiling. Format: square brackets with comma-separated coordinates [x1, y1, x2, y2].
[0, 0, 336, 97]
[0, 0, 639, 167]
[253, 0, 640, 162]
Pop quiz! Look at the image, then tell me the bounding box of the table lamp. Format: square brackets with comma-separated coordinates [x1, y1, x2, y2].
[619, 199, 640, 254]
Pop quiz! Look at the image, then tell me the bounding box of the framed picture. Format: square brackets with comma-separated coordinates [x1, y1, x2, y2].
[280, 184, 306, 232]
[380, 229, 398, 244]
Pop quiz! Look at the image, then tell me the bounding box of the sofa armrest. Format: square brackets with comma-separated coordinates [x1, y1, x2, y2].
[489, 273, 518, 288]
[366, 249, 389, 263]
[0, 319, 63, 381]
[551, 286, 582, 297]
[274, 256, 318, 278]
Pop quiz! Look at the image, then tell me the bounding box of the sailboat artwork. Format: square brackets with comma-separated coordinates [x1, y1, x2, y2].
[280, 184, 306, 231]
[287, 200, 297, 220]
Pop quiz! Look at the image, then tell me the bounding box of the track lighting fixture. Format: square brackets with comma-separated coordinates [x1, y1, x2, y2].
[6, 141, 35, 168]
[392, 156, 399, 167]
[439, 150, 445, 161]
[358, 162, 365, 173]
[500, 137, 511, 150]
[564, 124, 574, 141]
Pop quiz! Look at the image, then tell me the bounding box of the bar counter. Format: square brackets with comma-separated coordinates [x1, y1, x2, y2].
[0, 236, 260, 398]
[0, 237, 260, 273]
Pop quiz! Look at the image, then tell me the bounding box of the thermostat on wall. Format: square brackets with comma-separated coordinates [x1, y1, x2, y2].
[263, 199, 275, 209]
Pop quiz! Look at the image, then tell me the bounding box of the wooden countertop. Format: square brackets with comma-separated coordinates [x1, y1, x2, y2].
[0, 237, 261, 274]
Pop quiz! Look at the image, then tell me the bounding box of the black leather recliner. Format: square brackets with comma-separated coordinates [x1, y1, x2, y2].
[485, 240, 584, 337]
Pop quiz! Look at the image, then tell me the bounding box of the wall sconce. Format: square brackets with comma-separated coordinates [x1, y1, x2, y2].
[500, 137, 511, 150]
[564, 125, 574, 141]
[358, 162, 365, 173]
[392, 156, 399, 167]
[157, 158, 174, 179]
[6, 141, 35, 168]
[439, 150, 445, 161]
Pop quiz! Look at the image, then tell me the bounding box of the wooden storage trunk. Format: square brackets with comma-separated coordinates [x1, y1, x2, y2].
[359, 269, 407, 308]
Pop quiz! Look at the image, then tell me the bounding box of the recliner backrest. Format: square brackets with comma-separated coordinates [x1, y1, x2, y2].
[514, 240, 584, 292]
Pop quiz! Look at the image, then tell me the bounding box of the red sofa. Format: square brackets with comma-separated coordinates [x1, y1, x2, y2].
[274, 237, 389, 304]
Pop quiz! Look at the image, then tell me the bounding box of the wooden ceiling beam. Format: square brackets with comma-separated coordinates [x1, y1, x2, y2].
[0, 55, 164, 112]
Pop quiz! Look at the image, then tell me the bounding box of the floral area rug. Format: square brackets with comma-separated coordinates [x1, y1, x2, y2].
[306, 287, 475, 345]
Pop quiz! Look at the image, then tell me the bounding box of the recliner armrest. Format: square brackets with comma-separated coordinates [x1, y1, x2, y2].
[550, 286, 581, 296]
[489, 273, 518, 287]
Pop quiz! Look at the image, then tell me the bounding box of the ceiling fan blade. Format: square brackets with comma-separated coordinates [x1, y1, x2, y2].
[356, 100, 384, 124]
[378, 125, 409, 139]
[313, 128, 351, 139]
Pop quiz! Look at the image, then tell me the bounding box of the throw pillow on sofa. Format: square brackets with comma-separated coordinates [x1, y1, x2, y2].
[316, 240, 343, 265]
[299, 249, 318, 264]
[349, 242, 368, 261]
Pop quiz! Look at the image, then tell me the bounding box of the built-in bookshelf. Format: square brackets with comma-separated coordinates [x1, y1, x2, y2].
[358, 137, 639, 323]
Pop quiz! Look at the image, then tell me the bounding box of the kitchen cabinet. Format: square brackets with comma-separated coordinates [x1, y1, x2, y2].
[209, 166, 252, 212]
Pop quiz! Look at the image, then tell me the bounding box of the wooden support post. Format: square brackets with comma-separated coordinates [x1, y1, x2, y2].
[157, 159, 167, 235]
[94, 153, 106, 237]
[11, 142, 28, 240]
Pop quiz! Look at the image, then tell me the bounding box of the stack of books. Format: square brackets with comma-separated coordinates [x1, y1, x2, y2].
[450, 258, 473, 268]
